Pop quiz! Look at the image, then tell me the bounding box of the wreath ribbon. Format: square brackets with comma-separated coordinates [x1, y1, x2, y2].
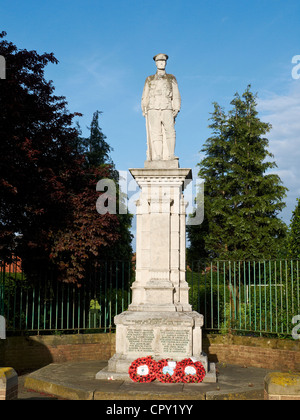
[156, 359, 181, 383]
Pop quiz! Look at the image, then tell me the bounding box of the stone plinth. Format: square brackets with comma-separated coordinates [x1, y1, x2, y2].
[96, 164, 216, 382]
[129, 167, 192, 313]
[96, 309, 216, 382]
[97, 311, 210, 379]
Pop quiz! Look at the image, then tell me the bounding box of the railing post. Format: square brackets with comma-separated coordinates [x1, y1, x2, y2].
[0, 315, 6, 339]
[0, 261, 5, 317]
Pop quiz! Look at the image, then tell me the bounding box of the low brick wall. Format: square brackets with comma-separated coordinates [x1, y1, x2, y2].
[0, 334, 116, 373]
[203, 334, 300, 372]
[0, 368, 18, 400]
[0, 332, 299, 374]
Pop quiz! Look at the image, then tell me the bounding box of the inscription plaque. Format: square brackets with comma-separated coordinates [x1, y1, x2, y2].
[160, 329, 190, 354]
[127, 328, 154, 353]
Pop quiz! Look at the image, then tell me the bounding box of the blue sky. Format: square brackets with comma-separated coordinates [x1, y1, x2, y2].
[2, 0, 300, 231]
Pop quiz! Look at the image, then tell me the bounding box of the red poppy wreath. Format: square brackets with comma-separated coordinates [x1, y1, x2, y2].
[128, 356, 158, 383]
[174, 358, 206, 383]
[156, 359, 181, 383]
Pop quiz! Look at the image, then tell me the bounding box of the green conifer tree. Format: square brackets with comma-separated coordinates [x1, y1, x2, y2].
[187, 103, 230, 262]
[85, 110, 113, 168]
[188, 86, 288, 262]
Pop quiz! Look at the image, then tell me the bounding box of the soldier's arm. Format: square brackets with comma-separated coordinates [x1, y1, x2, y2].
[172, 76, 181, 116]
[141, 77, 150, 116]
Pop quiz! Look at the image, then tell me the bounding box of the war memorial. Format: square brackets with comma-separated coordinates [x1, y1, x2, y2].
[96, 53, 216, 383]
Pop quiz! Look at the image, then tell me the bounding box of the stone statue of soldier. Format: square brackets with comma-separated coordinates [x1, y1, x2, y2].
[141, 54, 181, 161]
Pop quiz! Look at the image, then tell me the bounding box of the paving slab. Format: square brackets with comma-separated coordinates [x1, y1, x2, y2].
[20, 361, 274, 400]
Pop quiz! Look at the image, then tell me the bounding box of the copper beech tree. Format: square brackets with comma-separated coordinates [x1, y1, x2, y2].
[0, 32, 132, 284]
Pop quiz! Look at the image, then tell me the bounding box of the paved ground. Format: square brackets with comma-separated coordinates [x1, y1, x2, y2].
[17, 361, 273, 400]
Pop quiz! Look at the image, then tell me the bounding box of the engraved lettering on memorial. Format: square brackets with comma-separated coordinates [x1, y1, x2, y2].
[160, 330, 189, 353]
[127, 329, 154, 352]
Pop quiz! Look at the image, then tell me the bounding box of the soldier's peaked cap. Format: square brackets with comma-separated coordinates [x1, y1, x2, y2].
[153, 53, 169, 61]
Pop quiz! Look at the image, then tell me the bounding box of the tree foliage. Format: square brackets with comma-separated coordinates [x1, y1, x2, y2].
[288, 198, 300, 259]
[188, 86, 288, 262]
[0, 32, 132, 283]
[49, 112, 133, 282]
[76, 110, 114, 168]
